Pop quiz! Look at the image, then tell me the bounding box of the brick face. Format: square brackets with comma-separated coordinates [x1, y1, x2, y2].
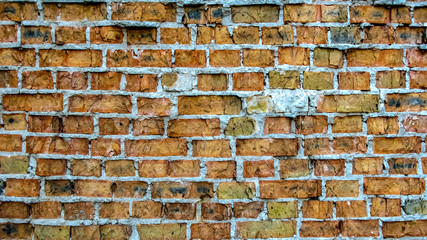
[1, 0, 426, 238]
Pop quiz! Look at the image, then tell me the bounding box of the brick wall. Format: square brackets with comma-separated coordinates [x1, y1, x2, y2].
[0, 0, 426, 239]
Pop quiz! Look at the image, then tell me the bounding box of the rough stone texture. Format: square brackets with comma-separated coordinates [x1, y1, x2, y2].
[0, 1, 426, 239]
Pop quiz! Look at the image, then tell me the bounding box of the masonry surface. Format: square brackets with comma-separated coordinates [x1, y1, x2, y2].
[0, 0, 426, 239]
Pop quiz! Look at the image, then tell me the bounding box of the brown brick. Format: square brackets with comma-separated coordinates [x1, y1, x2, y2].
[105, 160, 135, 177]
[175, 49, 206, 68]
[260, 180, 321, 198]
[410, 71, 427, 89]
[69, 95, 131, 113]
[2, 114, 26, 131]
[295, 115, 328, 134]
[326, 180, 359, 197]
[74, 180, 113, 198]
[0, 25, 17, 43]
[55, 26, 86, 44]
[0, 223, 33, 239]
[178, 95, 241, 115]
[99, 202, 129, 219]
[233, 26, 259, 44]
[317, 94, 379, 113]
[364, 177, 425, 195]
[0, 2, 37, 21]
[314, 159, 345, 176]
[231, 5, 279, 23]
[353, 157, 383, 175]
[302, 200, 333, 219]
[34, 226, 70, 240]
[71, 225, 99, 240]
[5, 179, 40, 197]
[336, 201, 367, 218]
[91, 72, 121, 90]
[383, 220, 427, 238]
[414, 7, 427, 23]
[280, 159, 310, 178]
[21, 26, 52, 44]
[22, 71, 53, 89]
[0, 156, 29, 174]
[376, 71, 405, 89]
[165, 203, 196, 220]
[107, 49, 172, 67]
[300, 221, 339, 238]
[193, 140, 231, 158]
[341, 220, 379, 237]
[322, 5, 347, 22]
[99, 225, 131, 240]
[138, 159, 169, 178]
[333, 116, 362, 133]
[278, 47, 310, 65]
[197, 74, 228, 91]
[297, 27, 327, 44]
[99, 118, 129, 135]
[313, 48, 344, 68]
[350, 6, 389, 24]
[371, 198, 401, 217]
[127, 27, 156, 45]
[168, 119, 220, 137]
[133, 201, 163, 219]
[0, 70, 18, 88]
[0, 202, 30, 218]
[407, 49, 427, 68]
[126, 139, 187, 157]
[305, 137, 367, 155]
[161, 28, 190, 44]
[347, 49, 403, 67]
[36, 159, 66, 176]
[65, 202, 95, 220]
[151, 181, 213, 199]
[201, 203, 232, 220]
[91, 138, 121, 157]
[169, 160, 200, 178]
[264, 117, 292, 134]
[44, 3, 106, 21]
[39, 49, 102, 67]
[111, 2, 176, 22]
[137, 97, 172, 116]
[237, 138, 298, 156]
[364, 26, 394, 44]
[45, 180, 72, 196]
[262, 26, 293, 45]
[206, 161, 236, 179]
[243, 159, 275, 178]
[133, 118, 164, 136]
[210, 50, 240, 67]
[114, 181, 147, 198]
[137, 224, 186, 240]
[236, 221, 295, 239]
[71, 159, 101, 177]
[243, 49, 274, 67]
[373, 137, 421, 154]
[0, 48, 35, 66]
[32, 201, 61, 219]
[191, 223, 230, 240]
[338, 72, 370, 90]
[234, 202, 264, 218]
[386, 92, 427, 112]
[367, 117, 399, 135]
[388, 158, 417, 175]
[57, 72, 88, 90]
[283, 5, 318, 23]
[233, 72, 264, 91]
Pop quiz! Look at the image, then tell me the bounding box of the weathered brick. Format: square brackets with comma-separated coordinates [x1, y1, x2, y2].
[5, 179, 40, 197]
[300, 221, 339, 238]
[234, 202, 264, 219]
[264, 117, 292, 134]
[111, 2, 176, 22]
[114, 181, 147, 198]
[313, 48, 344, 68]
[71, 226, 99, 240]
[45, 180, 73, 197]
[296, 27, 328, 44]
[302, 200, 333, 219]
[175, 50, 206, 68]
[178, 95, 241, 115]
[330, 27, 361, 44]
[262, 26, 293, 45]
[407, 49, 427, 68]
[0, 223, 33, 239]
[133, 118, 165, 136]
[55, 26, 86, 44]
[243, 159, 275, 178]
[305, 137, 367, 155]
[127, 27, 156, 45]
[36, 159, 66, 176]
[341, 220, 379, 237]
[22, 71, 53, 89]
[280, 159, 310, 178]
[65, 202, 95, 220]
[34, 226, 70, 240]
[386, 92, 427, 112]
[236, 221, 296, 239]
[39, 49, 102, 67]
[383, 220, 427, 238]
[373, 137, 421, 154]
[57, 72, 88, 90]
[74, 180, 113, 197]
[126, 139, 187, 157]
[0, 49, 35, 66]
[364, 177, 425, 195]
[0, 156, 29, 174]
[260, 180, 321, 198]
[336, 201, 367, 218]
[363, 26, 394, 44]
[283, 5, 318, 23]
[317, 94, 379, 113]
[326, 180, 359, 197]
[353, 157, 383, 175]
[193, 140, 231, 158]
[99, 202, 130, 219]
[371, 198, 401, 217]
[210, 50, 240, 67]
[0, 70, 18, 88]
[0, 2, 37, 21]
[333, 116, 363, 133]
[236, 138, 298, 156]
[44, 3, 107, 21]
[303, 72, 333, 90]
[0, 202, 30, 218]
[133, 201, 163, 219]
[26, 137, 88, 155]
[314, 159, 345, 176]
[69, 95, 131, 113]
[268, 201, 298, 219]
[350, 6, 389, 24]
[165, 203, 196, 220]
[231, 5, 279, 23]
[347, 49, 403, 67]
[105, 160, 135, 176]
[191, 223, 230, 240]
[322, 5, 347, 22]
[151, 181, 213, 199]
[338, 72, 370, 90]
[21, 26, 52, 44]
[217, 181, 255, 199]
[243, 49, 274, 67]
[0, 25, 17, 43]
[99, 225, 131, 240]
[295, 115, 328, 135]
[233, 26, 259, 44]
[414, 7, 427, 23]
[201, 203, 232, 220]
[137, 224, 186, 240]
[161, 28, 190, 44]
[410, 71, 427, 89]
[2, 114, 26, 131]
[278, 47, 310, 65]
[206, 161, 236, 179]
[168, 118, 220, 137]
[32, 201, 61, 219]
[107, 49, 172, 67]
[376, 71, 405, 89]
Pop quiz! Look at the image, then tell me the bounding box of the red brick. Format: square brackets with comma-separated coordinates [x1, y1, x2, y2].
[0, 202, 30, 218]
[302, 200, 333, 219]
[371, 198, 401, 217]
[373, 137, 421, 154]
[0, 70, 18, 88]
[0, 25, 17, 42]
[133, 118, 165, 136]
[65, 202, 94, 220]
[295, 115, 328, 134]
[105, 160, 135, 177]
[314, 159, 345, 176]
[99, 202, 130, 219]
[243, 49, 274, 67]
[57, 72, 88, 90]
[297, 27, 327, 44]
[165, 203, 196, 220]
[410, 71, 427, 89]
[336, 201, 367, 218]
[74, 180, 113, 197]
[407, 49, 427, 68]
[326, 180, 359, 197]
[31, 201, 61, 219]
[0, 2, 37, 21]
[133, 201, 163, 219]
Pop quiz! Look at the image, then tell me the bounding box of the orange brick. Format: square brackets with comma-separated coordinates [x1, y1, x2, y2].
[193, 140, 231, 158]
[69, 95, 131, 113]
[57, 72, 88, 90]
[45, 180, 73, 196]
[302, 200, 333, 219]
[127, 27, 156, 45]
[295, 115, 328, 134]
[371, 198, 401, 217]
[336, 201, 367, 218]
[367, 117, 399, 135]
[99, 118, 129, 135]
[26, 137, 88, 155]
[44, 3, 107, 21]
[151, 181, 213, 199]
[236, 138, 298, 156]
[262, 26, 293, 45]
[197, 74, 228, 91]
[55, 26, 86, 44]
[260, 180, 321, 198]
[338, 72, 370, 90]
[326, 180, 359, 197]
[373, 137, 421, 154]
[410, 71, 427, 89]
[385, 92, 427, 112]
[388, 158, 417, 175]
[314, 159, 345, 176]
[91, 72, 122, 90]
[125, 74, 157, 92]
[233, 26, 259, 44]
[99, 202, 130, 219]
[347, 49, 403, 67]
[111, 2, 176, 22]
[175, 50, 206, 68]
[364, 177, 425, 195]
[32, 201, 61, 219]
[407, 49, 427, 68]
[353, 157, 383, 175]
[74, 180, 113, 198]
[231, 5, 279, 23]
[71, 159, 101, 177]
[0, 134, 22, 152]
[0, 48, 35, 66]
[133, 118, 164, 136]
[64, 202, 95, 220]
[22, 71, 53, 89]
[105, 160, 135, 177]
[376, 71, 405, 89]
[168, 119, 220, 137]
[114, 181, 147, 198]
[126, 139, 187, 157]
[243, 159, 275, 178]
[107, 49, 172, 67]
[284, 5, 319, 23]
[0, 70, 18, 88]
[36, 159, 66, 176]
[264, 117, 292, 134]
[191, 223, 230, 240]
[278, 47, 310, 65]
[133, 201, 163, 219]
[178, 95, 241, 115]
[0, 2, 38, 21]
[300, 221, 339, 238]
[363, 26, 394, 44]
[333, 116, 362, 133]
[0, 25, 17, 42]
[161, 28, 190, 44]
[341, 220, 379, 237]
[91, 138, 121, 157]
[350, 6, 389, 24]
[280, 159, 310, 178]
[0, 202, 30, 218]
